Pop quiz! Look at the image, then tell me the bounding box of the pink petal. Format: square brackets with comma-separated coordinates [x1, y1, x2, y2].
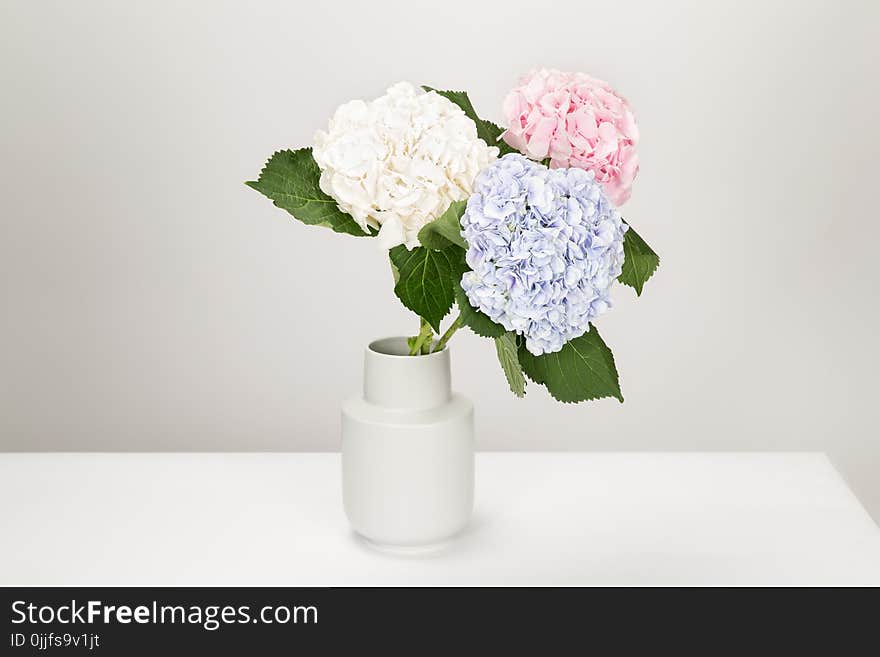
[525, 116, 556, 159]
[502, 130, 527, 153]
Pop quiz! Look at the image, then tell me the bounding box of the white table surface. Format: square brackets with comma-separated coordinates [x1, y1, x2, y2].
[1, 453, 878, 586]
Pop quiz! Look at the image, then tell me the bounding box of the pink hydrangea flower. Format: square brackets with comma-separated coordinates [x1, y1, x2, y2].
[501, 69, 639, 206]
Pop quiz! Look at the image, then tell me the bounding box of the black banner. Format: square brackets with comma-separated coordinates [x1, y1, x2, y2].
[1, 586, 874, 653]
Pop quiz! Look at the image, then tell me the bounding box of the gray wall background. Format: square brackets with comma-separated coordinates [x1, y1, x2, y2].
[2, 1, 878, 520]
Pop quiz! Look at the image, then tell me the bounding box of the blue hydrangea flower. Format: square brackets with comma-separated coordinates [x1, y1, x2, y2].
[460, 154, 628, 356]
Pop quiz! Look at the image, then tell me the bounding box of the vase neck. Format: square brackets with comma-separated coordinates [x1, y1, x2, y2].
[363, 337, 452, 410]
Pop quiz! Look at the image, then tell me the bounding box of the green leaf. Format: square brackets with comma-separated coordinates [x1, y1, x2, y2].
[246, 148, 372, 237]
[422, 86, 517, 156]
[454, 280, 506, 338]
[618, 223, 660, 296]
[494, 332, 526, 398]
[518, 325, 623, 403]
[418, 201, 467, 250]
[389, 244, 466, 332]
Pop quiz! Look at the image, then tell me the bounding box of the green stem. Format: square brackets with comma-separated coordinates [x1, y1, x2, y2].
[408, 318, 434, 356]
[432, 314, 462, 353]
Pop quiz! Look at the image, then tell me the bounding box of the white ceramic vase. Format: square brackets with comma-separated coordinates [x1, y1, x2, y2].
[341, 337, 474, 549]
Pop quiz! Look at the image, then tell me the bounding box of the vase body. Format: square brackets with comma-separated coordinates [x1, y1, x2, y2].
[341, 337, 474, 548]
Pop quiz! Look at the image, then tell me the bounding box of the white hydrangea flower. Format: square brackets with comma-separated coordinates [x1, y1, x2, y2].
[312, 82, 499, 249]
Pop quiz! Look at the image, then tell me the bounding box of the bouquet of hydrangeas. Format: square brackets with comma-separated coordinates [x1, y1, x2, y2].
[248, 70, 659, 403]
